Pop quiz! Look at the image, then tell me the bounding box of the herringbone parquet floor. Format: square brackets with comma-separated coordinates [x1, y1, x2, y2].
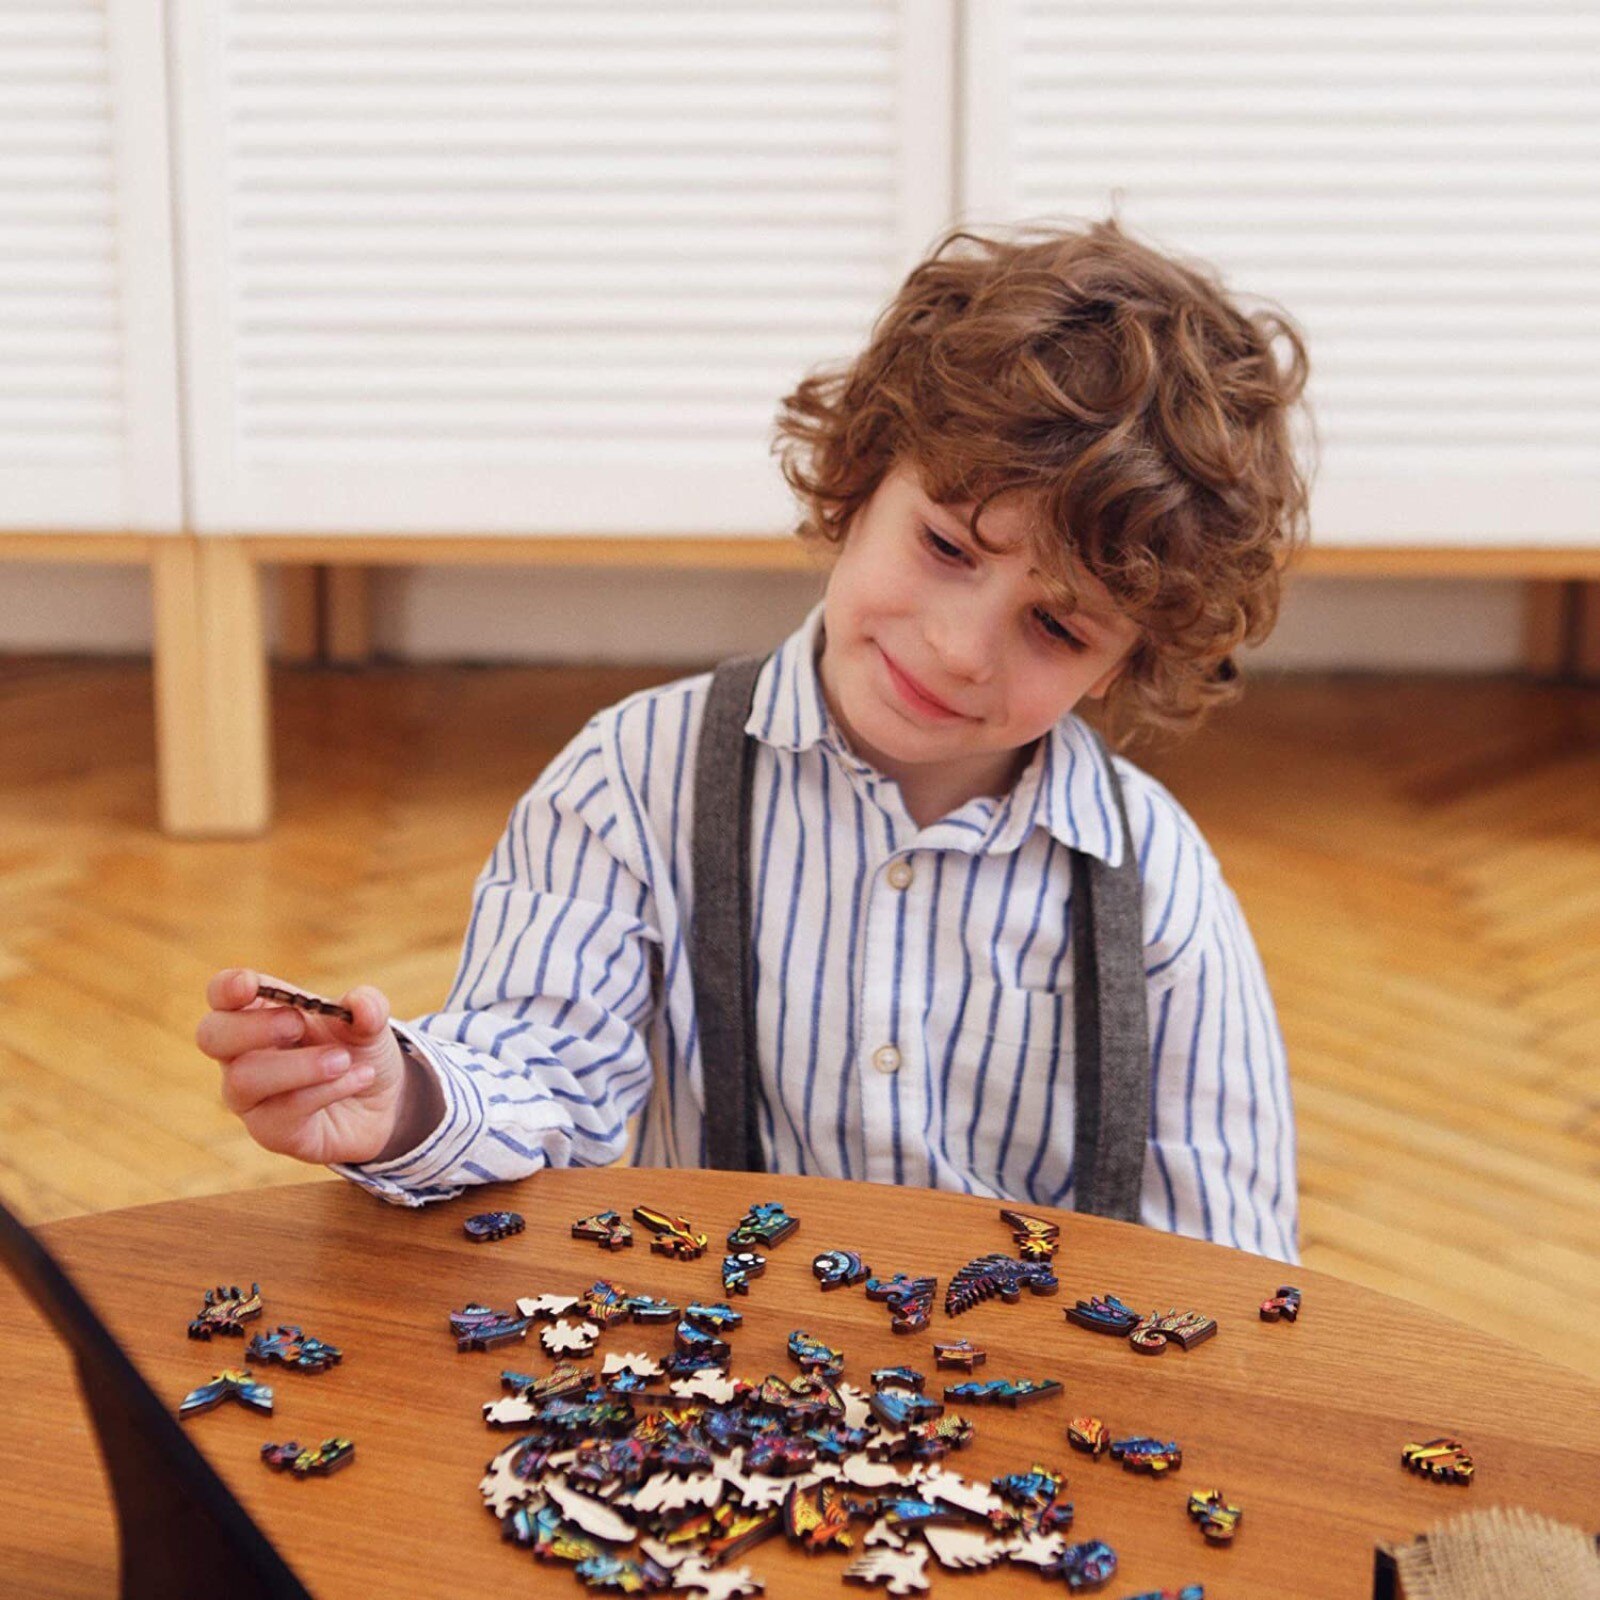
[1, 657, 1596, 1378]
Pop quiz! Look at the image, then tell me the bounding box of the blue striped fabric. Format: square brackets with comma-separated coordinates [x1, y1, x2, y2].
[336, 601, 1299, 1263]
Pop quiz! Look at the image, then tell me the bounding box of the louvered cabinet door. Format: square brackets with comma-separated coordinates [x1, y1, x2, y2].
[0, 0, 182, 532]
[963, 0, 1600, 547]
[170, 2, 955, 536]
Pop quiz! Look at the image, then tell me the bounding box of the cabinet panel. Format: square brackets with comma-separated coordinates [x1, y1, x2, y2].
[962, 0, 1600, 546]
[173, 1, 955, 535]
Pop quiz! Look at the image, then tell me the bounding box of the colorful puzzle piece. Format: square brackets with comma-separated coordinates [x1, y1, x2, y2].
[722, 1251, 767, 1294]
[1130, 1308, 1217, 1355]
[1111, 1436, 1183, 1474]
[1067, 1416, 1110, 1457]
[572, 1209, 634, 1250]
[244, 1324, 342, 1374]
[1187, 1489, 1242, 1542]
[943, 1377, 1061, 1407]
[842, 1543, 929, 1594]
[727, 1202, 799, 1250]
[1260, 1285, 1301, 1322]
[998, 1206, 1060, 1261]
[1401, 1437, 1475, 1484]
[813, 1249, 871, 1290]
[944, 1254, 1057, 1316]
[463, 1210, 524, 1242]
[1063, 1293, 1142, 1335]
[787, 1330, 844, 1379]
[931, 1338, 985, 1372]
[450, 1302, 531, 1351]
[187, 1282, 263, 1340]
[260, 1436, 354, 1476]
[865, 1274, 937, 1334]
[179, 1367, 273, 1420]
[633, 1206, 709, 1260]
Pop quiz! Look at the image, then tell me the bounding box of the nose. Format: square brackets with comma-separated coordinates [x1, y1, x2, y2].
[924, 601, 997, 686]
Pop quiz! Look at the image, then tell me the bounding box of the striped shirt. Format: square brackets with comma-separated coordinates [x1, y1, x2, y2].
[337, 600, 1299, 1263]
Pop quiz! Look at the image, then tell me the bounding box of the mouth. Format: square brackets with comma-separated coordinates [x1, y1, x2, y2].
[878, 646, 966, 719]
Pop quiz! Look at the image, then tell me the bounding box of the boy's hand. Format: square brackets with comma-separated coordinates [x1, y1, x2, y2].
[198, 969, 426, 1167]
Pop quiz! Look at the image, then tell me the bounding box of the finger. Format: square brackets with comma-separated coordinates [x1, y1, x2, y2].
[206, 967, 260, 1011]
[244, 1069, 383, 1162]
[221, 1043, 361, 1117]
[197, 1003, 312, 1062]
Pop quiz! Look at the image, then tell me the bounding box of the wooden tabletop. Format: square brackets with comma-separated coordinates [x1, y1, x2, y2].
[3, 1169, 1596, 1599]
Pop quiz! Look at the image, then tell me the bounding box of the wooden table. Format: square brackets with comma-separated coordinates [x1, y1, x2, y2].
[3, 1170, 1596, 1599]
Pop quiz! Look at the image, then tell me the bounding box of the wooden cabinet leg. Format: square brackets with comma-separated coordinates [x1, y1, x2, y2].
[274, 565, 322, 664]
[1577, 581, 1600, 681]
[150, 538, 272, 837]
[1520, 580, 1575, 678]
[325, 565, 374, 666]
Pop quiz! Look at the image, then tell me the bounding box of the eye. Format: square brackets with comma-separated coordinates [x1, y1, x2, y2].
[1035, 609, 1088, 652]
[920, 526, 968, 564]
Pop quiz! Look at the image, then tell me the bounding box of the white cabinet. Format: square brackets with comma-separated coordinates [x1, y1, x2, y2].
[962, 0, 1600, 546]
[169, 1, 956, 534]
[0, 0, 181, 531]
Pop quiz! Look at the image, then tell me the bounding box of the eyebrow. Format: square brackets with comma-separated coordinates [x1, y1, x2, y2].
[922, 499, 1124, 629]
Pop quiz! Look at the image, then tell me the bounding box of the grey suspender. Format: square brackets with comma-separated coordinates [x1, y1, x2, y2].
[689, 652, 1151, 1223]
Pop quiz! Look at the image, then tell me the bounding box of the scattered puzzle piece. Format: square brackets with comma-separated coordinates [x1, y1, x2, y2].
[179, 1368, 273, 1420]
[932, 1338, 985, 1372]
[187, 1282, 263, 1341]
[541, 1318, 602, 1357]
[1064, 1293, 1142, 1335]
[624, 1294, 679, 1325]
[463, 1210, 524, 1243]
[998, 1207, 1060, 1261]
[943, 1377, 1061, 1407]
[260, 1437, 354, 1476]
[944, 1254, 1057, 1316]
[1130, 1308, 1217, 1355]
[871, 1366, 925, 1392]
[1186, 1489, 1242, 1542]
[1260, 1285, 1301, 1322]
[515, 1292, 579, 1320]
[633, 1205, 709, 1260]
[727, 1202, 799, 1250]
[1111, 1436, 1183, 1474]
[784, 1480, 855, 1552]
[1067, 1416, 1110, 1457]
[572, 1209, 634, 1250]
[450, 1303, 532, 1351]
[1401, 1437, 1474, 1484]
[723, 1251, 767, 1294]
[813, 1249, 871, 1290]
[843, 1543, 929, 1594]
[788, 1330, 844, 1379]
[245, 1324, 342, 1374]
[922, 1524, 1010, 1571]
[671, 1556, 765, 1597]
[1053, 1538, 1118, 1587]
[865, 1274, 937, 1334]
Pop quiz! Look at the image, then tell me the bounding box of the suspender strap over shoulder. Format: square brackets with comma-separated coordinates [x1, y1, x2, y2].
[691, 653, 769, 1172]
[1068, 728, 1151, 1223]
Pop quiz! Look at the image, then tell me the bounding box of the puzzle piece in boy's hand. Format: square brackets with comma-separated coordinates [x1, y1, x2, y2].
[1130, 1307, 1217, 1355]
[179, 1367, 274, 1420]
[633, 1205, 709, 1260]
[463, 1210, 524, 1243]
[516, 1292, 579, 1320]
[256, 983, 355, 1025]
[245, 1324, 342, 1374]
[1186, 1489, 1243, 1542]
[998, 1207, 1060, 1261]
[670, 1555, 765, 1597]
[932, 1338, 985, 1372]
[450, 1303, 531, 1351]
[1401, 1437, 1474, 1484]
[843, 1543, 929, 1594]
[572, 1209, 634, 1251]
[187, 1282, 263, 1340]
[727, 1201, 799, 1251]
[260, 1436, 354, 1476]
[813, 1249, 870, 1290]
[541, 1318, 602, 1357]
[722, 1251, 766, 1294]
[1260, 1285, 1301, 1322]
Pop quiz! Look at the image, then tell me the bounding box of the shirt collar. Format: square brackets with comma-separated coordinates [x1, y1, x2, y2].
[745, 600, 1126, 866]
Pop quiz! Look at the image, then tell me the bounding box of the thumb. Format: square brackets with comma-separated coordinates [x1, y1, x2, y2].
[338, 985, 393, 1045]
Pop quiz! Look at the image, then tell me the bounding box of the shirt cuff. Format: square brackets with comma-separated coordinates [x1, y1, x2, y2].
[328, 1020, 489, 1206]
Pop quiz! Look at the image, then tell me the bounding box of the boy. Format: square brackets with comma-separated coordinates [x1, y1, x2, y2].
[198, 218, 1312, 1263]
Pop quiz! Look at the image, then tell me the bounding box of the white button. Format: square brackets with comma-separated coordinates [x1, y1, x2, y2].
[872, 1044, 902, 1074]
[886, 860, 914, 890]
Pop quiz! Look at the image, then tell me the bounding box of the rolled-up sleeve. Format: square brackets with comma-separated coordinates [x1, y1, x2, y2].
[333, 727, 662, 1206]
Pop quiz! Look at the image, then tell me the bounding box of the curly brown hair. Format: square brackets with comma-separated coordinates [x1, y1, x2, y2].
[772, 215, 1317, 749]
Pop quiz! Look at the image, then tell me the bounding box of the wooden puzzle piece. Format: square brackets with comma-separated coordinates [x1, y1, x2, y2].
[942, 1377, 1061, 1407]
[478, 1441, 547, 1516]
[1260, 1285, 1301, 1322]
[813, 1249, 871, 1290]
[944, 1254, 1057, 1317]
[1401, 1437, 1474, 1484]
[244, 1324, 342, 1374]
[1111, 1436, 1183, 1474]
[784, 1480, 855, 1552]
[870, 1365, 925, 1392]
[187, 1282, 263, 1340]
[572, 1210, 634, 1250]
[577, 1280, 634, 1327]
[922, 1524, 1011, 1571]
[256, 983, 354, 1024]
[1053, 1538, 1119, 1587]
[540, 1318, 602, 1357]
[722, 1251, 767, 1295]
[625, 1294, 679, 1324]
[1063, 1293, 1142, 1335]
[931, 1338, 985, 1372]
[1187, 1489, 1243, 1541]
[842, 1543, 929, 1594]
[670, 1371, 748, 1406]
[515, 1292, 579, 1320]
[464, 1210, 524, 1242]
[260, 1437, 353, 1476]
[997, 1206, 1060, 1261]
[178, 1367, 274, 1420]
[864, 1274, 937, 1334]
[670, 1556, 765, 1598]
[727, 1202, 799, 1251]
[1067, 1416, 1110, 1457]
[450, 1303, 532, 1351]
[1130, 1308, 1217, 1355]
[787, 1329, 844, 1378]
[545, 1477, 640, 1545]
[633, 1205, 709, 1260]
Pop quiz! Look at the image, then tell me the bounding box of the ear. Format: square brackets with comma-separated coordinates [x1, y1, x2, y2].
[1082, 661, 1124, 701]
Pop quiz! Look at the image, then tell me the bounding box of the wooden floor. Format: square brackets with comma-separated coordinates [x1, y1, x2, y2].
[2, 656, 1597, 1380]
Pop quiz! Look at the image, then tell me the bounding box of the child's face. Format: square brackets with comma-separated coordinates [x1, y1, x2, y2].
[816, 461, 1141, 818]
